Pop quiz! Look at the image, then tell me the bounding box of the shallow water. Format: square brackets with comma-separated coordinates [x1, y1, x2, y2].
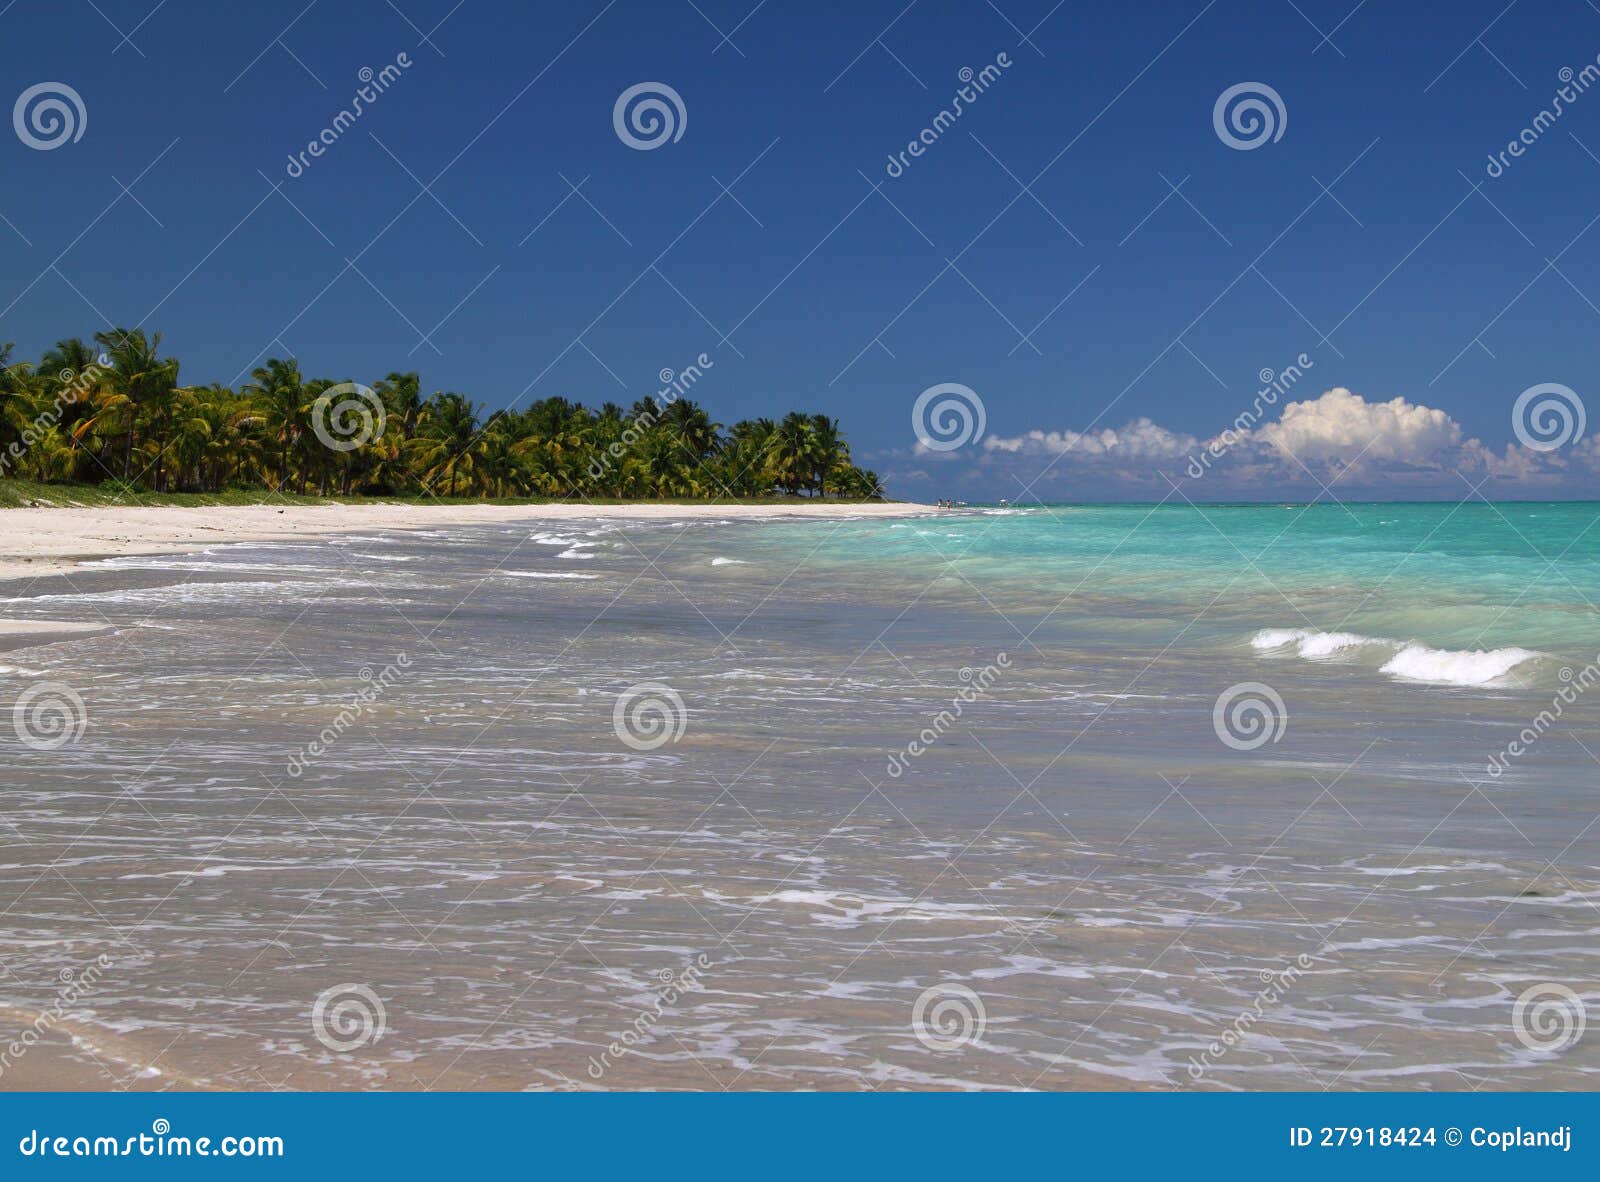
[0, 504, 1597, 1090]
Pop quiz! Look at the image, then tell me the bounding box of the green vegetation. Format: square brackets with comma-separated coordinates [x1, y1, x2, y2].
[0, 479, 885, 510]
[0, 332, 883, 502]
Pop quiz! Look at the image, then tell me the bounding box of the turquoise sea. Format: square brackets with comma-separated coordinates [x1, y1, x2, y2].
[753, 501, 1600, 674]
[0, 502, 1596, 1090]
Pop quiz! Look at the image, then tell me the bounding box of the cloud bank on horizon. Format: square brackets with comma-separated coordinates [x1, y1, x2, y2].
[881, 386, 1599, 502]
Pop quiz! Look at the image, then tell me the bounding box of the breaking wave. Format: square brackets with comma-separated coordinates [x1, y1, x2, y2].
[1252, 628, 1544, 687]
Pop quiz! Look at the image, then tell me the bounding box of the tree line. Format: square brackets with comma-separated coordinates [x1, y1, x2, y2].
[0, 329, 884, 500]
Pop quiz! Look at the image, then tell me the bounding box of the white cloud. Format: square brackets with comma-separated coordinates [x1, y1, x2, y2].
[1245, 387, 1460, 465]
[982, 417, 1197, 459]
[878, 386, 1600, 498]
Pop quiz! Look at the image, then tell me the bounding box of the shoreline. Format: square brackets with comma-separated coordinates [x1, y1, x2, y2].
[0, 500, 932, 588]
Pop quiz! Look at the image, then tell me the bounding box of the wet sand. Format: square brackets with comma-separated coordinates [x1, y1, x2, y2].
[1, 507, 1595, 1091]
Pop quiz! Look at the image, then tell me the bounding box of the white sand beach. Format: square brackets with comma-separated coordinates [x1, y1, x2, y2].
[0, 500, 931, 589]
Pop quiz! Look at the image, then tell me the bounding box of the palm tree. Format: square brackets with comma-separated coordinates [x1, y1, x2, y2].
[93, 327, 177, 482]
[36, 339, 103, 473]
[809, 414, 848, 497]
[512, 415, 586, 496]
[165, 386, 217, 491]
[768, 412, 819, 496]
[245, 357, 308, 491]
[833, 465, 883, 500]
[410, 391, 482, 497]
[656, 398, 721, 459]
[376, 371, 423, 440]
[3, 325, 887, 503]
[475, 415, 531, 498]
[714, 419, 778, 497]
[0, 343, 33, 455]
[40, 337, 99, 381]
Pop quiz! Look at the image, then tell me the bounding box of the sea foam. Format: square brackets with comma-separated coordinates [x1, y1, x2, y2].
[501, 571, 599, 580]
[1378, 642, 1543, 687]
[1251, 628, 1381, 658]
[1251, 628, 1543, 687]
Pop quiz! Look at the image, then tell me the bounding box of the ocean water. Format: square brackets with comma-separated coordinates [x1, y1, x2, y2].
[0, 502, 1597, 1091]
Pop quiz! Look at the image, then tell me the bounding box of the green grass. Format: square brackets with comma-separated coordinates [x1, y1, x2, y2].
[0, 479, 368, 509]
[0, 478, 895, 510]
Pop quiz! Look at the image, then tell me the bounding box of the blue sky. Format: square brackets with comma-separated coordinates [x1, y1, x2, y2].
[3, 0, 1599, 500]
